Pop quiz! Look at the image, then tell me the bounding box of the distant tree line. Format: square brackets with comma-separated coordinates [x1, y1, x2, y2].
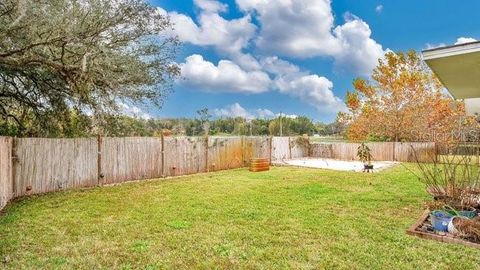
[0, 110, 345, 137]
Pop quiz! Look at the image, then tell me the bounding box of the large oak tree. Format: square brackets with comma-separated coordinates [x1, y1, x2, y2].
[0, 0, 179, 136]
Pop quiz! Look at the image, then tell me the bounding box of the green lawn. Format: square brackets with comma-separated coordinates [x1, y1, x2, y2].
[1, 166, 479, 269]
[437, 154, 480, 164]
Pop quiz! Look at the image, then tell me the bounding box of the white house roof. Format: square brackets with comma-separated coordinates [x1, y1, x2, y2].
[422, 41, 480, 99]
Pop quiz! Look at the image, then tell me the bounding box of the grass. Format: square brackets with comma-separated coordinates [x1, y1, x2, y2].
[437, 154, 480, 164]
[1, 166, 480, 269]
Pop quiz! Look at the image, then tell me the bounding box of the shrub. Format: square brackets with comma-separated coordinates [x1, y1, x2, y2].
[410, 144, 480, 210]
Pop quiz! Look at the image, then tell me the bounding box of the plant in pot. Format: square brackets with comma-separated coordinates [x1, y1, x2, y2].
[426, 203, 476, 234]
[357, 143, 373, 172]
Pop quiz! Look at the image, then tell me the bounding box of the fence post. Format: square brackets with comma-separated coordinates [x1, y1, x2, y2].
[11, 137, 17, 198]
[392, 142, 396, 161]
[307, 136, 311, 158]
[161, 132, 165, 177]
[97, 135, 103, 186]
[241, 136, 245, 166]
[205, 135, 209, 172]
[269, 136, 273, 165]
[288, 137, 292, 159]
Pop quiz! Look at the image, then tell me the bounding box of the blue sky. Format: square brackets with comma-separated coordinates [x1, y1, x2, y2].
[142, 0, 480, 123]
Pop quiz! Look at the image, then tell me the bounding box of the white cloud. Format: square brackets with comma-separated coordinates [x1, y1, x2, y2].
[179, 54, 271, 93]
[214, 103, 254, 119]
[165, 0, 352, 113]
[260, 56, 303, 76]
[261, 56, 346, 113]
[425, 37, 477, 50]
[274, 74, 347, 113]
[375, 5, 383, 13]
[256, 108, 275, 119]
[166, 10, 256, 55]
[193, 0, 227, 13]
[455, 37, 477, 45]
[166, 0, 385, 75]
[332, 14, 384, 75]
[238, 0, 340, 57]
[159, 1, 259, 70]
[214, 103, 296, 119]
[425, 42, 446, 50]
[276, 113, 298, 119]
[179, 53, 346, 113]
[229, 51, 262, 71]
[118, 102, 152, 119]
[236, 0, 385, 75]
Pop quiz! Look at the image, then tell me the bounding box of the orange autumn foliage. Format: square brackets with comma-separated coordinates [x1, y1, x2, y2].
[343, 50, 470, 143]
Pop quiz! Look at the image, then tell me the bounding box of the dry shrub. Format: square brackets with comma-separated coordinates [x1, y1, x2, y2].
[409, 143, 480, 210]
[453, 217, 480, 241]
[424, 200, 447, 211]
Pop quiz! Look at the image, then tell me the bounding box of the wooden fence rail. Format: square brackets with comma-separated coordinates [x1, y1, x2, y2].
[0, 136, 437, 211]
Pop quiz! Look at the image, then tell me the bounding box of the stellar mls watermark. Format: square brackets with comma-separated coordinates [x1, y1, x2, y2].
[410, 129, 480, 143]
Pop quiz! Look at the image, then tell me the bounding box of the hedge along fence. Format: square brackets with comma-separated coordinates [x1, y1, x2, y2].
[0, 136, 307, 211]
[310, 142, 436, 163]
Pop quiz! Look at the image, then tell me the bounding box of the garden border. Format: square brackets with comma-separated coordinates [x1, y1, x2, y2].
[407, 210, 480, 249]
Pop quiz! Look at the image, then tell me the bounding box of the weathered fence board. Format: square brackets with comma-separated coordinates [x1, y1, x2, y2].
[332, 142, 394, 161]
[208, 137, 244, 171]
[310, 144, 334, 159]
[395, 142, 436, 163]
[164, 137, 207, 177]
[311, 142, 434, 162]
[101, 137, 163, 184]
[272, 137, 290, 161]
[0, 137, 12, 210]
[437, 144, 480, 156]
[13, 138, 98, 197]
[368, 142, 395, 161]
[244, 137, 270, 163]
[331, 143, 361, 160]
[290, 137, 310, 159]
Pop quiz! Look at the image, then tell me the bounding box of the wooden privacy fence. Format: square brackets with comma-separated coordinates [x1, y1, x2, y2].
[0, 136, 435, 211]
[271, 137, 309, 161]
[0, 136, 306, 209]
[12, 138, 99, 198]
[310, 142, 436, 162]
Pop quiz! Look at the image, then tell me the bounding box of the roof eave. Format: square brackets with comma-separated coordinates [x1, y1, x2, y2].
[422, 41, 480, 60]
